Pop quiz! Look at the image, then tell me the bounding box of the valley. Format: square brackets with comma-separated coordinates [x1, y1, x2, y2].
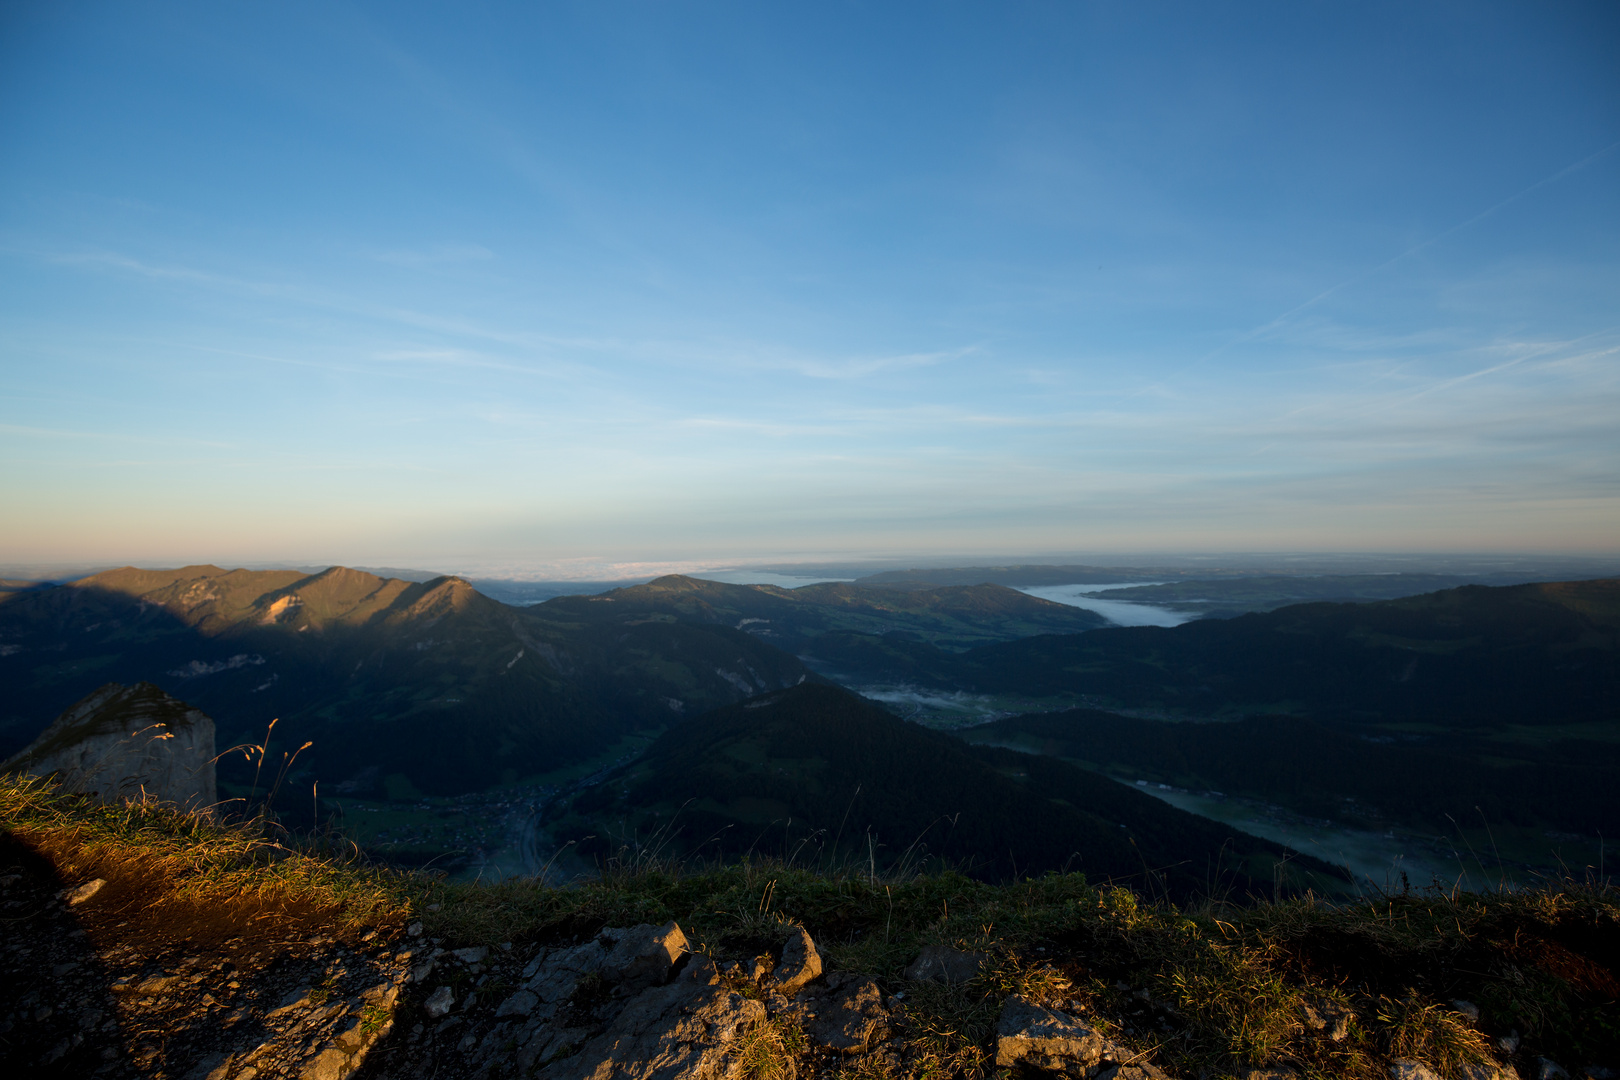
[3, 560, 1616, 893]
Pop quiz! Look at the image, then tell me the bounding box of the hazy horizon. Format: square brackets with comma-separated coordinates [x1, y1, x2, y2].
[6, 548, 1620, 587]
[3, 3, 1617, 564]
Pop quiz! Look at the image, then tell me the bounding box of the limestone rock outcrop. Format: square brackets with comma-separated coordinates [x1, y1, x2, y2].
[2, 682, 218, 812]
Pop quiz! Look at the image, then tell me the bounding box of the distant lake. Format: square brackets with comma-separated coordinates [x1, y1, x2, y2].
[1017, 582, 1192, 627]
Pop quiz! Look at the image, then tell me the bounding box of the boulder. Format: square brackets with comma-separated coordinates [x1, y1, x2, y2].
[601, 921, 690, 993]
[2, 682, 216, 813]
[905, 944, 988, 985]
[995, 995, 1109, 1075]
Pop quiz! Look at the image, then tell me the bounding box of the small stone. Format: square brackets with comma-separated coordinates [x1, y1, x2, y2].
[1501, 1034, 1522, 1054]
[452, 946, 488, 964]
[1392, 1062, 1442, 1080]
[1453, 1000, 1481, 1022]
[407, 922, 424, 938]
[424, 986, 455, 1019]
[1540, 1061, 1570, 1080]
[1248, 1069, 1299, 1080]
[61, 879, 107, 906]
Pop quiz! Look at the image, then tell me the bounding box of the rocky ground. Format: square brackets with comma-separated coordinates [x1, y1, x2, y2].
[1, 819, 1181, 1080]
[1, 822, 1599, 1080]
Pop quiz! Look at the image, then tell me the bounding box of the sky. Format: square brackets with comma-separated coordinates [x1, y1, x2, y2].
[2, 1, 1617, 578]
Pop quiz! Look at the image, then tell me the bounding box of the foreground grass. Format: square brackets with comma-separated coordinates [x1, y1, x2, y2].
[4, 772, 1615, 1079]
[0, 773, 412, 937]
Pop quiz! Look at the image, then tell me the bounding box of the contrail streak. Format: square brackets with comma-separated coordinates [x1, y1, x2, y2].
[1187, 139, 1620, 369]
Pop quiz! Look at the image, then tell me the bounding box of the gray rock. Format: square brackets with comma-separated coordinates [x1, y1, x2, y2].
[544, 955, 766, 1080]
[424, 986, 455, 1019]
[1392, 1061, 1442, 1080]
[1541, 1061, 1571, 1080]
[772, 926, 822, 995]
[995, 995, 1108, 1075]
[1453, 1000, 1481, 1022]
[807, 976, 888, 1055]
[600, 922, 689, 992]
[1501, 1033, 1522, 1054]
[498, 990, 539, 1018]
[452, 946, 489, 964]
[1245, 1069, 1297, 1080]
[905, 944, 988, 985]
[2, 682, 217, 813]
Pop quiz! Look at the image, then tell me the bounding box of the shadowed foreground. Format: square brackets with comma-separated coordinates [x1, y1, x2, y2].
[1, 774, 1615, 1080]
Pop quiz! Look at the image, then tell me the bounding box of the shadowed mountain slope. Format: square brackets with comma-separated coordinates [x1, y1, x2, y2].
[534, 573, 1106, 651]
[545, 683, 1346, 899]
[806, 578, 1620, 727]
[0, 566, 812, 795]
[960, 707, 1620, 838]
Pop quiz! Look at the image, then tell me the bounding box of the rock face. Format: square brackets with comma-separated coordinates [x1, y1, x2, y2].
[2, 682, 217, 812]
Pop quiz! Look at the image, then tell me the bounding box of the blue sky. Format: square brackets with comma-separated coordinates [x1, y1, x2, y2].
[2, 2, 1617, 576]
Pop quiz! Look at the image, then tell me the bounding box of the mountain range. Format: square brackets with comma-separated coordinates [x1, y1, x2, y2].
[0, 565, 809, 795]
